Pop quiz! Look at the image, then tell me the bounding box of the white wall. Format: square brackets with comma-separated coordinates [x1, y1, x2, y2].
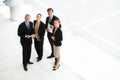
[47, 0, 120, 58]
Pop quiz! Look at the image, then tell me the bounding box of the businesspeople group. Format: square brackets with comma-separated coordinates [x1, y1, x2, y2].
[18, 8, 63, 71]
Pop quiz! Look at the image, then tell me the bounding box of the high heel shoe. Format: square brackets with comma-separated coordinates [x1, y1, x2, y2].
[53, 65, 55, 68]
[52, 64, 60, 71]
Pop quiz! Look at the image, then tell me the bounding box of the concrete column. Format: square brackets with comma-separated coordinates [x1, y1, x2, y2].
[3, 0, 24, 21]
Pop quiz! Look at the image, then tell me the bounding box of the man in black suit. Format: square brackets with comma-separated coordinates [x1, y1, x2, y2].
[45, 8, 60, 58]
[18, 14, 34, 71]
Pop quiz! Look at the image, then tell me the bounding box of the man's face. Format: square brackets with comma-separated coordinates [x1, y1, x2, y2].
[25, 16, 30, 22]
[48, 10, 53, 17]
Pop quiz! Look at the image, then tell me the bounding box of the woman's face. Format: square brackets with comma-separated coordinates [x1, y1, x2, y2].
[54, 20, 59, 28]
[36, 15, 41, 21]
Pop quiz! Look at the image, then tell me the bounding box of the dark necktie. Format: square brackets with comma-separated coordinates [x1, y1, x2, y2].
[49, 18, 52, 25]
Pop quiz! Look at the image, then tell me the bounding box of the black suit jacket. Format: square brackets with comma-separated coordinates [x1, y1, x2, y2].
[52, 28, 63, 46]
[33, 20, 45, 40]
[45, 15, 61, 29]
[18, 21, 34, 45]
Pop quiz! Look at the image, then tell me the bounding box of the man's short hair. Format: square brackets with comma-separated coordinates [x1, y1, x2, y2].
[25, 14, 30, 17]
[47, 8, 54, 12]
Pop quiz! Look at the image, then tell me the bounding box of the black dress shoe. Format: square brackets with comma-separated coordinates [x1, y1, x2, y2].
[24, 67, 28, 71]
[47, 55, 54, 58]
[36, 57, 40, 59]
[28, 61, 33, 64]
[37, 58, 42, 62]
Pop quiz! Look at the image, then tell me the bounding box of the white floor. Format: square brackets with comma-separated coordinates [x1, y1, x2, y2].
[0, 0, 120, 80]
[0, 19, 83, 80]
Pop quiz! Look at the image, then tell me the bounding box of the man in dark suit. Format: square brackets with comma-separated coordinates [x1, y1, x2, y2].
[18, 14, 34, 71]
[45, 8, 61, 58]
